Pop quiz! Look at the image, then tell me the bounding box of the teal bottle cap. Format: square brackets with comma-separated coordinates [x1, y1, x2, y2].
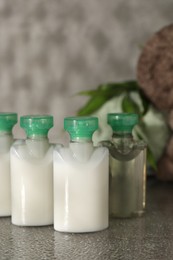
[20, 115, 53, 137]
[0, 113, 17, 132]
[107, 113, 139, 133]
[64, 116, 98, 140]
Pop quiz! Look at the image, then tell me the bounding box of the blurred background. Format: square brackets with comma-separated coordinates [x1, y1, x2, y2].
[0, 0, 172, 141]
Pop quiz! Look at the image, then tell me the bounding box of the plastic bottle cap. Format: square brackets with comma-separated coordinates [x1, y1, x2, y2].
[20, 115, 53, 137]
[64, 117, 98, 140]
[0, 113, 17, 132]
[107, 113, 139, 133]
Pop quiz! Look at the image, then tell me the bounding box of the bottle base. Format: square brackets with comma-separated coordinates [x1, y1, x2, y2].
[54, 224, 109, 233]
[110, 210, 145, 219]
[11, 219, 53, 227]
[12, 223, 53, 227]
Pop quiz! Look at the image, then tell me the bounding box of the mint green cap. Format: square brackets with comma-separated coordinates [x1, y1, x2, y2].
[64, 116, 98, 140]
[20, 115, 53, 137]
[0, 113, 17, 132]
[107, 113, 139, 133]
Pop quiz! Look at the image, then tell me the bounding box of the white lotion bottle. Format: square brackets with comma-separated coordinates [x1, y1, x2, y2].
[0, 113, 17, 216]
[11, 115, 54, 226]
[54, 116, 109, 233]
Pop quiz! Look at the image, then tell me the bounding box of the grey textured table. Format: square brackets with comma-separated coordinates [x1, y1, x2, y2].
[0, 178, 173, 260]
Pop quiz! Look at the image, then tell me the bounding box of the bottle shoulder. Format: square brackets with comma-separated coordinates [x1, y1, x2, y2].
[101, 139, 146, 161]
[11, 138, 53, 161]
[54, 145, 108, 154]
[101, 138, 147, 149]
[53, 145, 108, 165]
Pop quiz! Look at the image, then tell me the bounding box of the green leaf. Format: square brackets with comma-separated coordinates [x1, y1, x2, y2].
[77, 80, 150, 117]
[122, 94, 141, 114]
[77, 89, 98, 96]
[96, 82, 138, 98]
[139, 90, 150, 115]
[98, 81, 138, 92]
[77, 81, 139, 98]
[77, 81, 141, 115]
[77, 95, 108, 116]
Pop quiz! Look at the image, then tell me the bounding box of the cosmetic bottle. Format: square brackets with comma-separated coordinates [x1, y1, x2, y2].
[106, 113, 147, 218]
[54, 116, 109, 232]
[0, 113, 17, 216]
[11, 115, 54, 226]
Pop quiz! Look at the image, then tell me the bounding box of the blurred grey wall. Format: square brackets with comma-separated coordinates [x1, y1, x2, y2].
[0, 0, 172, 140]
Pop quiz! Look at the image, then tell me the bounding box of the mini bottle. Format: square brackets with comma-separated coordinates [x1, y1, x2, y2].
[11, 115, 54, 226]
[106, 113, 147, 218]
[53, 116, 109, 233]
[0, 113, 17, 216]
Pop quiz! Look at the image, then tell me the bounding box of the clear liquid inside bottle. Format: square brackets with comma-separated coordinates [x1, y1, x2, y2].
[103, 132, 147, 218]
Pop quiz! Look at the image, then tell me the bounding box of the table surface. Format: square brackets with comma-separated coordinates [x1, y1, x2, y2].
[0, 178, 173, 260]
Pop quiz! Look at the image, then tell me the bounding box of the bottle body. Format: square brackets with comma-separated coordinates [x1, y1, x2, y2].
[53, 142, 109, 233]
[0, 133, 13, 216]
[109, 136, 147, 218]
[11, 138, 53, 226]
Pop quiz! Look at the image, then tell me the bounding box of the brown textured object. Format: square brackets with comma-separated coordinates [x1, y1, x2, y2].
[137, 24, 173, 110]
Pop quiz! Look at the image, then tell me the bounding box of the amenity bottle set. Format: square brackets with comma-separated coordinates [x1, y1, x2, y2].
[0, 112, 146, 232]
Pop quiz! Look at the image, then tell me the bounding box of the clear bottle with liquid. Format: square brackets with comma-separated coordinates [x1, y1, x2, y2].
[11, 115, 54, 226]
[53, 116, 109, 233]
[105, 113, 147, 218]
[0, 113, 17, 216]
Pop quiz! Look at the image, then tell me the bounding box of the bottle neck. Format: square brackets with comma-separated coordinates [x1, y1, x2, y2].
[26, 135, 49, 158]
[69, 139, 94, 162]
[112, 132, 134, 154]
[112, 132, 133, 140]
